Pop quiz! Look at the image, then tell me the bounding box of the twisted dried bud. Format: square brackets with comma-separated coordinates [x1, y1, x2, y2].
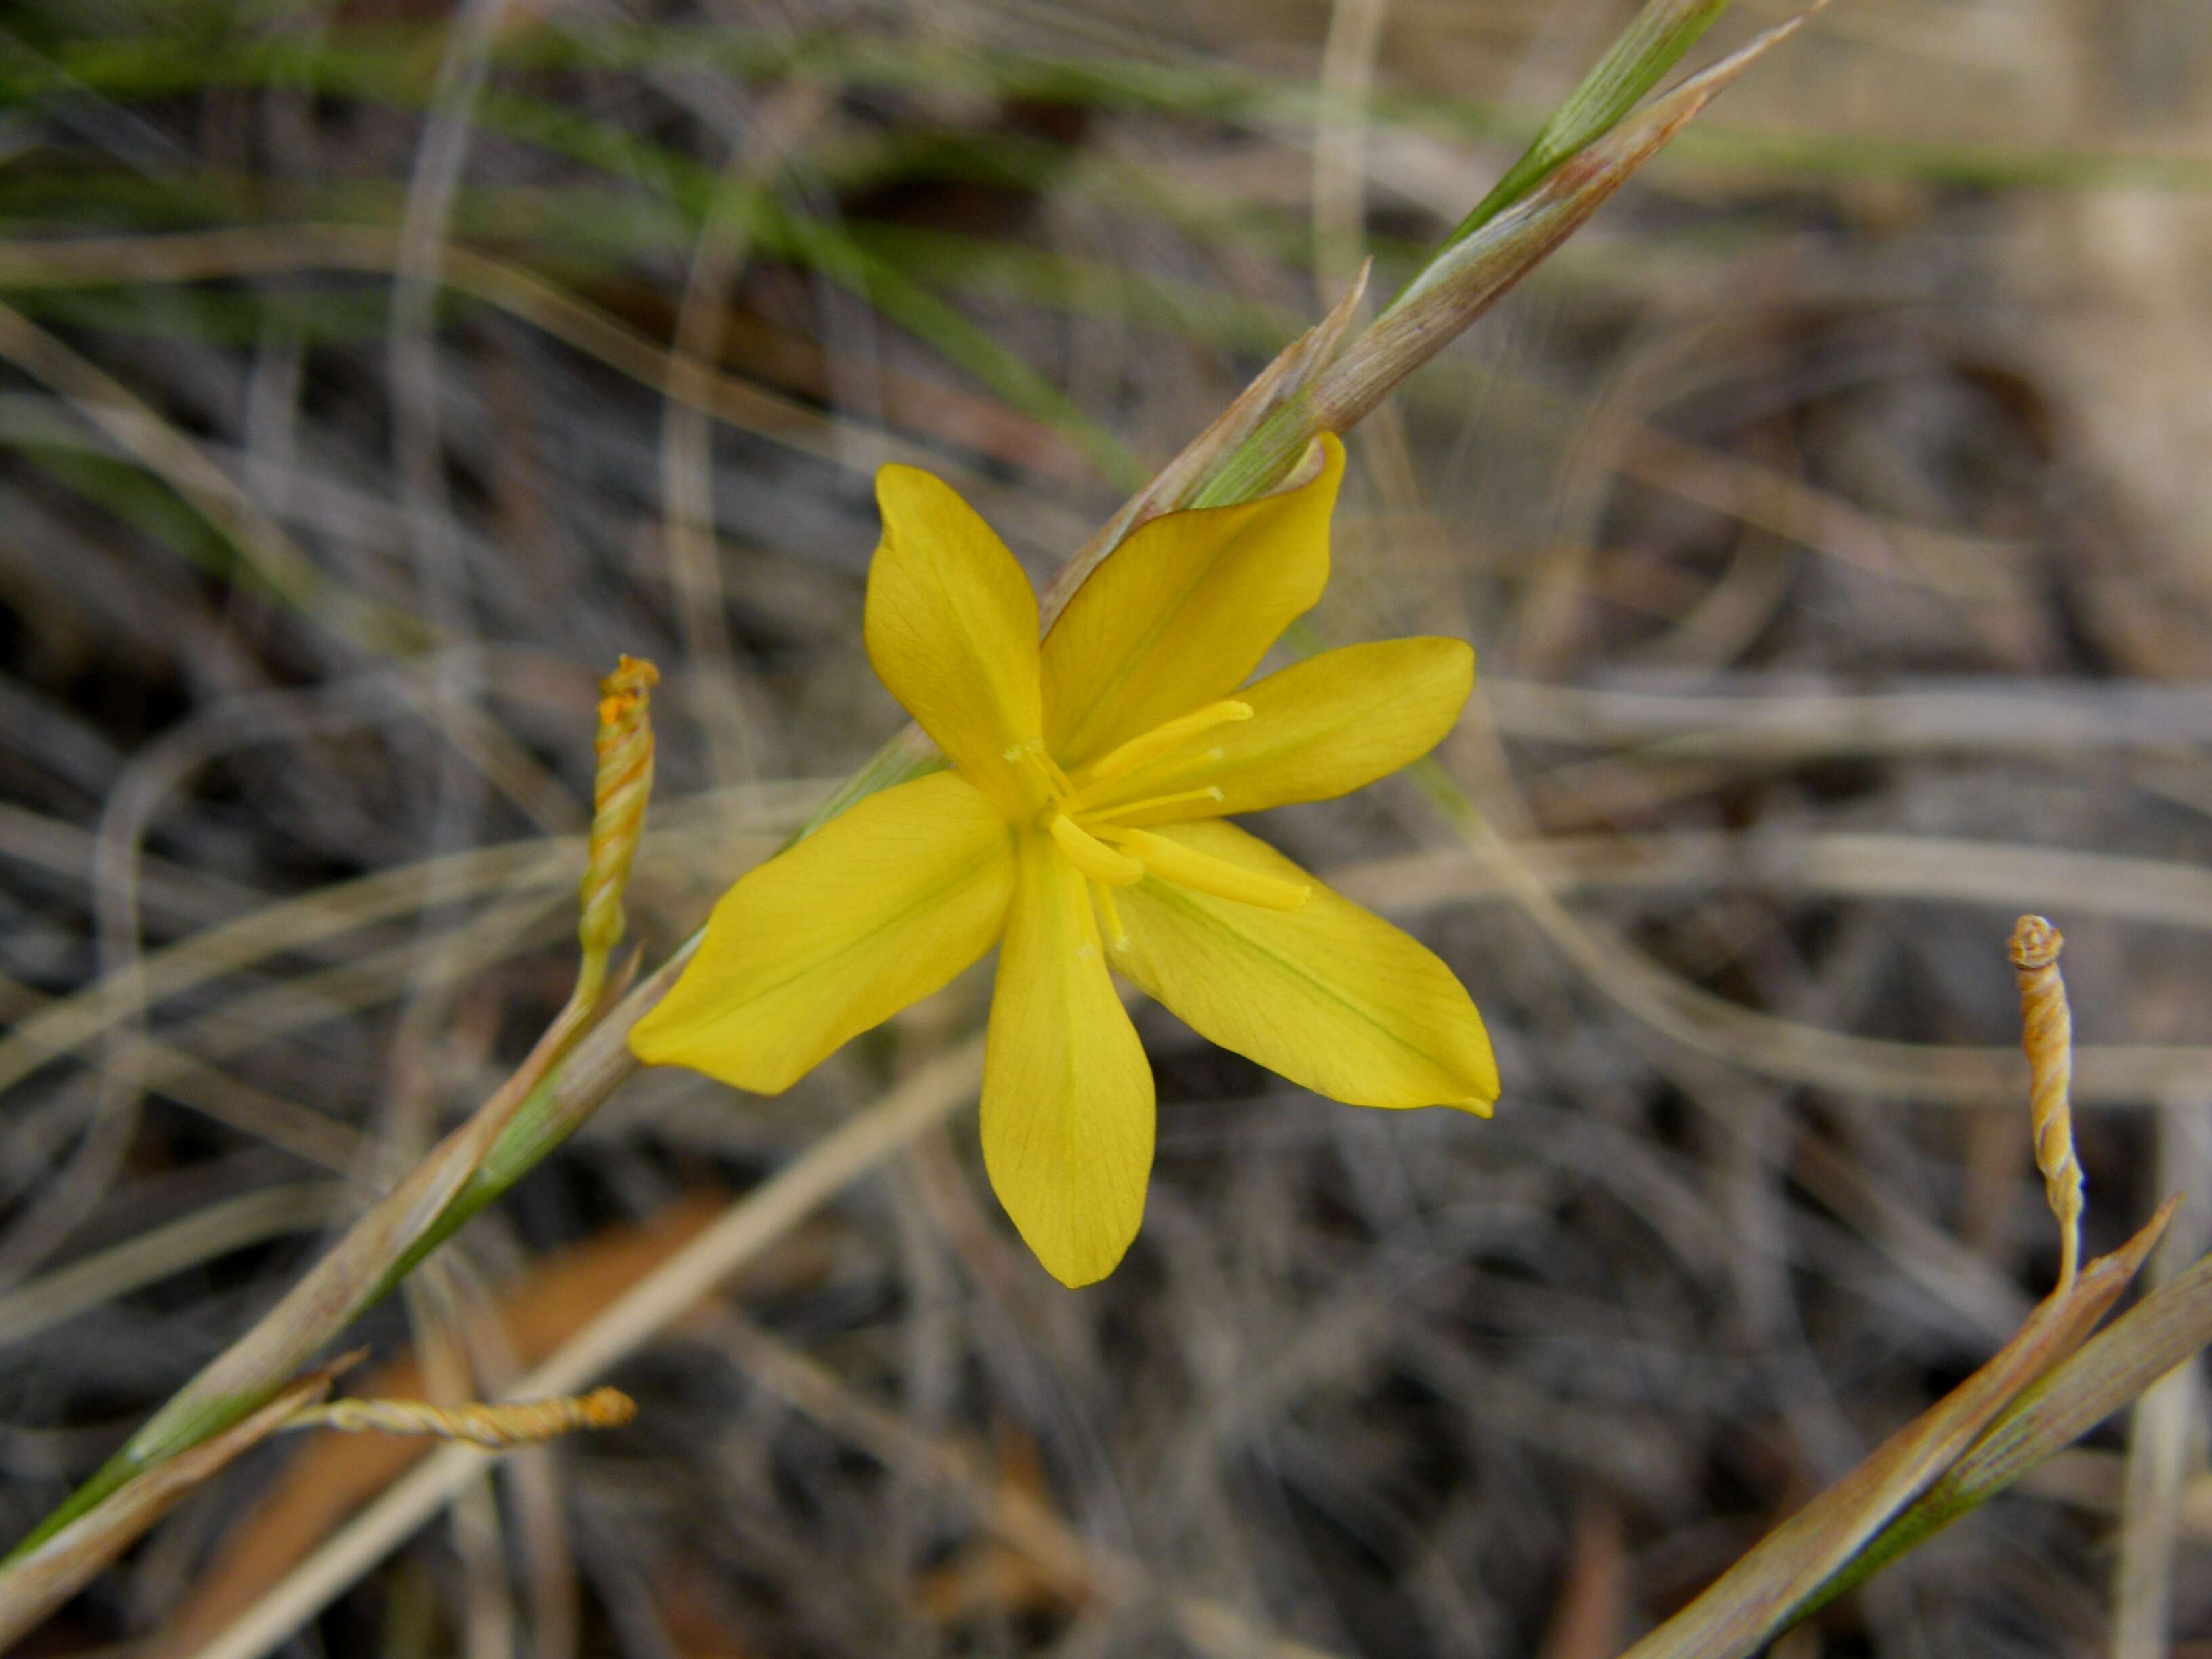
[579, 655, 659, 996]
[288, 1386, 636, 1450]
[2010, 915, 2085, 1290]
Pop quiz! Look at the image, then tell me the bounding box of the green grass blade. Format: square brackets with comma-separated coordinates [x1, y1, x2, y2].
[1437, 0, 1733, 255]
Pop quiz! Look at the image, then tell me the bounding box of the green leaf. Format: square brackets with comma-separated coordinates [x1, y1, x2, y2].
[1434, 0, 1733, 254]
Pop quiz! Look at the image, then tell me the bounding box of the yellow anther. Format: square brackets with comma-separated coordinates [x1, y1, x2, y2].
[1078, 700, 1252, 790]
[1114, 829, 1308, 912]
[1048, 814, 1145, 886]
[1084, 785, 1225, 824]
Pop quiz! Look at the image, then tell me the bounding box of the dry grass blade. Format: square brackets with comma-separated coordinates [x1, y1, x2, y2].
[2112, 1104, 2212, 1658]
[0, 1356, 350, 1652]
[184, 1036, 1349, 1659]
[0, 300, 427, 657]
[0, 227, 1090, 546]
[0, 778, 792, 1113]
[0, 1183, 348, 1347]
[1615, 1202, 2173, 1659]
[1377, 812, 2212, 1108]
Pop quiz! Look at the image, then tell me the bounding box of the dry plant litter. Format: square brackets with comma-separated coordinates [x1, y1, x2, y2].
[1, 1, 2210, 1656]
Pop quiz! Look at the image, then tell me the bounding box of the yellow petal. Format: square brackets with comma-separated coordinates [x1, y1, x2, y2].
[1041, 434, 1345, 770]
[1080, 638, 1473, 827]
[630, 771, 1013, 1093]
[981, 830, 1154, 1286]
[865, 466, 1044, 817]
[1111, 821, 1497, 1111]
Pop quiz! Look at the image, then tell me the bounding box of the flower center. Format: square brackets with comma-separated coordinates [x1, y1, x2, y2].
[1002, 700, 1309, 949]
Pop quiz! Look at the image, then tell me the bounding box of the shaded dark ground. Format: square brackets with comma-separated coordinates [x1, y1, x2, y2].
[1, 2, 2210, 1655]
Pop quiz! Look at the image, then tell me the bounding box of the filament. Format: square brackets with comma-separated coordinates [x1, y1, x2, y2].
[1002, 737, 1076, 806]
[1084, 785, 1225, 824]
[1111, 829, 1307, 912]
[1076, 700, 1252, 791]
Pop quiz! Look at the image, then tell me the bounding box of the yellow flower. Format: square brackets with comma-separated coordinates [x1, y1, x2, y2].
[631, 434, 1497, 1286]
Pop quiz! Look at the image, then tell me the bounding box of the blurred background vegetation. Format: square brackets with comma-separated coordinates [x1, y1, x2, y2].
[1, 1, 2210, 1654]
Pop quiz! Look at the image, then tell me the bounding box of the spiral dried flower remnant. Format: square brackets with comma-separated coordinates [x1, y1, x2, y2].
[289, 1387, 636, 1450]
[579, 655, 659, 994]
[2009, 914, 2084, 1290]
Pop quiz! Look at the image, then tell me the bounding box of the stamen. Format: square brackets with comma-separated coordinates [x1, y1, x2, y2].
[1114, 829, 1309, 912]
[1084, 785, 1225, 824]
[1002, 737, 1076, 801]
[1077, 700, 1252, 791]
[1092, 880, 1130, 952]
[1048, 813, 1145, 886]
